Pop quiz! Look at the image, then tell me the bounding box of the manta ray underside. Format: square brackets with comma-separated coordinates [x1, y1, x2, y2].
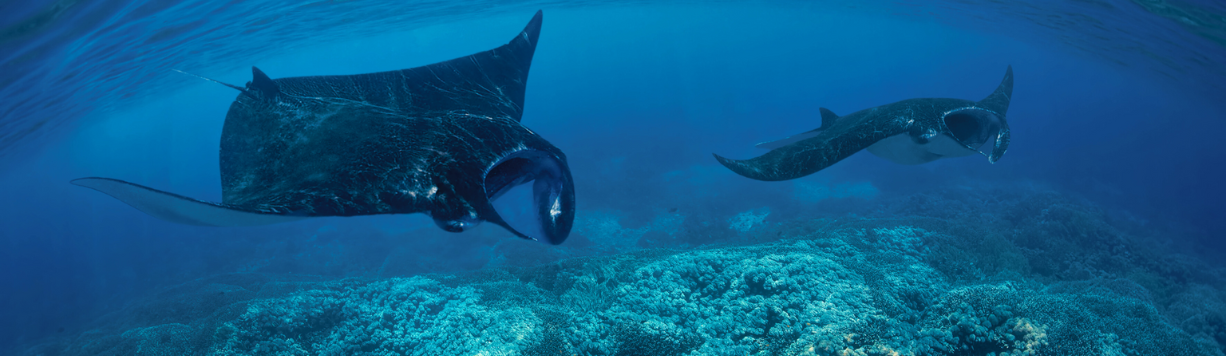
[715, 66, 1014, 181]
[73, 11, 576, 244]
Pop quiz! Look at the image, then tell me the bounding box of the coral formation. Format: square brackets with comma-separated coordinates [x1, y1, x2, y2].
[20, 187, 1226, 356]
[212, 277, 542, 355]
[728, 208, 771, 232]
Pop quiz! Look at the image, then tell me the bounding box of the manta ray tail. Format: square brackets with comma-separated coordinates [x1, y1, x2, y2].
[172, 69, 247, 93]
[173, 68, 279, 101]
[71, 177, 304, 227]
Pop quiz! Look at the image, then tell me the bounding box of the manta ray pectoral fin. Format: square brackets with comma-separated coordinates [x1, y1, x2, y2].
[71, 177, 305, 227]
[493, 9, 542, 122]
[754, 130, 822, 150]
[978, 65, 1013, 116]
[712, 152, 815, 182]
[518, 10, 543, 47]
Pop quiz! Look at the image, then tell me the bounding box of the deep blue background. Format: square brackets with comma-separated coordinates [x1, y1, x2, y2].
[1, 1, 1223, 352]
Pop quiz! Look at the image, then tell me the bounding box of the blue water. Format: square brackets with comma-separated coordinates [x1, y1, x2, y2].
[2, 1, 1225, 355]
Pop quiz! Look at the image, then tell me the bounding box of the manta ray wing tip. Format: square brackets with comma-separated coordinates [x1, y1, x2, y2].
[712, 153, 748, 173]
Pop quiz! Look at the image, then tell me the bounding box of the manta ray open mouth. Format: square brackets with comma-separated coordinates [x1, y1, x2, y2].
[942, 107, 1006, 159]
[483, 149, 574, 245]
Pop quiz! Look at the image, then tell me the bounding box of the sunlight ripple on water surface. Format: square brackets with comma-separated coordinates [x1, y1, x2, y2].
[0, 0, 1224, 155]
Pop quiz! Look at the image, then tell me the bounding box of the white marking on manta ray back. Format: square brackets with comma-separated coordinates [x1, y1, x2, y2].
[940, 106, 998, 117]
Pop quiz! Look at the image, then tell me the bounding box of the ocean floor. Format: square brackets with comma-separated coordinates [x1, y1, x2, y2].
[19, 187, 1226, 356]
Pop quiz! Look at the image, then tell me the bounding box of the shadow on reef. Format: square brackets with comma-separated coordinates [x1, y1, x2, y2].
[17, 185, 1226, 355]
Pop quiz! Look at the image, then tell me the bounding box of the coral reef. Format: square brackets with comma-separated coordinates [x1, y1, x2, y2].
[20, 187, 1226, 356]
[212, 277, 542, 355]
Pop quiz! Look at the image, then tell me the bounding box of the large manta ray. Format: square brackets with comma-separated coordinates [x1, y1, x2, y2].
[73, 11, 575, 245]
[715, 66, 1014, 181]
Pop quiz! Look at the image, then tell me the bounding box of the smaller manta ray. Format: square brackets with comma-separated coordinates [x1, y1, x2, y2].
[714, 66, 1014, 181]
[72, 11, 576, 244]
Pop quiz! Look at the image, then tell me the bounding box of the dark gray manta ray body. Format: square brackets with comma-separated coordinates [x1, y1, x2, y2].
[73, 11, 576, 244]
[714, 66, 1014, 181]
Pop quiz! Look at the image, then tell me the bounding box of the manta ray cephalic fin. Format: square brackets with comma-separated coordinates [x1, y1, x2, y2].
[978, 65, 1013, 163]
[71, 177, 305, 227]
